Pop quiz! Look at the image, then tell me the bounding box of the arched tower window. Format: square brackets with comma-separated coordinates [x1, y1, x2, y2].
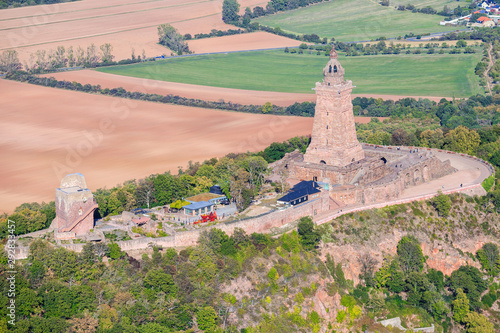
[333, 65, 338, 73]
[329, 65, 332, 73]
[327, 125, 329, 129]
[320, 160, 326, 164]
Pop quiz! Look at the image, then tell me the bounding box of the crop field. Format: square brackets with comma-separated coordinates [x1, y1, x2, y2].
[0, 79, 314, 212]
[96, 50, 482, 97]
[390, 0, 467, 9]
[255, 0, 459, 41]
[0, 0, 270, 62]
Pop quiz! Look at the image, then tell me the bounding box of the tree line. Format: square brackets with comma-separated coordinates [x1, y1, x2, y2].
[0, 0, 76, 9]
[5, 71, 317, 116]
[0, 45, 151, 75]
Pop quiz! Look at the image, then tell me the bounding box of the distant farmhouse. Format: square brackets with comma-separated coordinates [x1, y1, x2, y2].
[441, 1, 500, 26]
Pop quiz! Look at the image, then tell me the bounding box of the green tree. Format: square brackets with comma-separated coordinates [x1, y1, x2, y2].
[197, 306, 218, 331]
[144, 269, 178, 296]
[420, 129, 444, 148]
[453, 288, 470, 323]
[464, 311, 494, 333]
[297, 216, 320, 250]
[449, 266, 487, 310]
[242, 155, 268, 189]
[268, 267, 279, 281]
[262, 102, 273, 114]
[222, 0, 240, 23]
[397, 236, 425, 275]
[138, 322, 171, 333]
[476, 242, 500, 276]
[432, 192, 452, 217]
[8, 207, 47, 235]
[444, 125, 481, 155]
[157, 24, 190, 55]
[366, 130, 391, 145]
[108, 243, 124, 260]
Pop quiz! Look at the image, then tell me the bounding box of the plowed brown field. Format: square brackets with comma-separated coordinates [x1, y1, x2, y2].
[187, 32, 303, 54]
[45, 69, 446, 105]
[0, 79, 314, 213]
[0, 0, 271, 62]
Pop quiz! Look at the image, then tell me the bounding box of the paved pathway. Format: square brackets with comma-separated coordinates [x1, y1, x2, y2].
[400, 150, 491, 199]
[315, 147, 493, 225]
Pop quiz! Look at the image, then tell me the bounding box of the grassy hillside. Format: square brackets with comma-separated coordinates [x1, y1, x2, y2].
[254, 0, 459, 41]
[96, 50, 482, 97]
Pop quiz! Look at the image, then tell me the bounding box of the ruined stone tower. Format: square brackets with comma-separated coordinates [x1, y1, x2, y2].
[55, 173, 98, 237]
[303, 46, 365, 167]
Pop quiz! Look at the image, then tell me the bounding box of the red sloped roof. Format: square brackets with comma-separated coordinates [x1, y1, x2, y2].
[477, 16, 492, 23]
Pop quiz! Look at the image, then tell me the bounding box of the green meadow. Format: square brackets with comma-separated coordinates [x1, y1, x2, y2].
[255, 0, 460, 41]
[96, 50, 482, 97]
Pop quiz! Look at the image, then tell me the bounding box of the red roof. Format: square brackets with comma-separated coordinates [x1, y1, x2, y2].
[477, 16, 492, 23]
[132, 217, 150, 225]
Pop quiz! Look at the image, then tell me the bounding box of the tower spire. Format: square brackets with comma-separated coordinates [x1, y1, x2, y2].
[303, 49, 365, 167]
[330, 45, 338, 59]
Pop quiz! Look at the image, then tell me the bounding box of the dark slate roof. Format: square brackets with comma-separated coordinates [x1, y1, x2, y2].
[278, 180, 321, 203]
[291, 180, 321, 191]
[209, 185, 224, 195]
[184, 201, 214, 210]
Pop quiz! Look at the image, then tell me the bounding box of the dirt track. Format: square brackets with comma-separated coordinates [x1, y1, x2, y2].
[45, 69, 447, 105]
[0, 79, 314, 213]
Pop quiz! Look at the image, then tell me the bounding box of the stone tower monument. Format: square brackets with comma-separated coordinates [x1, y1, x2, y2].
[303, 46, 365, 167]
[55, 173, 98, 237]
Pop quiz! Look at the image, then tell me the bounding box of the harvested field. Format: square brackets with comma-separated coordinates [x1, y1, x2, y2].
[0, 0, 271, 63]
[0, 79, 313, 213]
[46, 69, 448, 104]
[187, 32, 303, 54]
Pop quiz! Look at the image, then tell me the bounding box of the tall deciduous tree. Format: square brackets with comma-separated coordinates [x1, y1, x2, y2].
[0, 49, 22, 74]
[100, 43, 114, 64]
[297, 216, 320, 250]
[222, 0, 240, 23]
[453, 288, 469, 323]
[135, 177, 156, 208]
[476, 242, 500, 276]
[444, 125, 480, 155]
[157, 24, 190, 55]
[397, 236, 425, 275]
[464, 311, 494, 333]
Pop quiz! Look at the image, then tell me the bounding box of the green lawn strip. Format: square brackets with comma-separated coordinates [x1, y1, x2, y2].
[255, 0, 460, 41]
[96, 50, 482, 97]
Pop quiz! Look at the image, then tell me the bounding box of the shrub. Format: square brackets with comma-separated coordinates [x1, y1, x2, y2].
[482, 175, 495, 192]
